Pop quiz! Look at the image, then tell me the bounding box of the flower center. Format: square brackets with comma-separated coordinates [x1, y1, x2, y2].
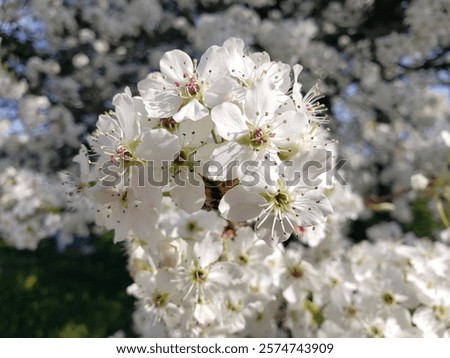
[119, 190, 128, 208]
[176, 73, 202, 99]
[186, 77, 200, 96]
[432, 305, 446, 320]
[330, 277, 340, 286]
[300, 82, 327, 123]
[238, 124, 274, 150]
[382, 292, 395, 305]
[152, 291, 169, 308]
[174, 149, 188, 164]
[255, 312, 264, 321]
[237, 253, 249, 266]
[368, 325, 384, 338]
[191, 266, 208, 284]
[288, 263, 304, 279]
[261, 186, 293, 213]
[110, 139, 141, 166]
[186, 220, 199, 233]
[115, 146, 132, 162]
[274, 191, 290, 207]
[344, 305, 358, 319]
[159, 117, 178, 132]
[253, 128, 266, 144]
[171, 147, 195, 174]
[250, 126, 274, 148]
[226, 299, 242, 312]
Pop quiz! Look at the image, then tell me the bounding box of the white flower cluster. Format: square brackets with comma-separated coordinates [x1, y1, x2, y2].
[84, 37, 334, 247]
[0, 64, 91, 250]
[0, 166, 59, 250]
[0, 165, 92, 250]
[2, 0, 448, 339]
[69, 38, 344, 334]
[127, 197, 450, 337]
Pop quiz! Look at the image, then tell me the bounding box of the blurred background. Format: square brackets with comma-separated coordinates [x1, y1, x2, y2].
[0, 0, 449, 337]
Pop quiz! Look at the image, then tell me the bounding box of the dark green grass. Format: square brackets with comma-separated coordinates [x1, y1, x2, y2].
[0, 234, 135, 337]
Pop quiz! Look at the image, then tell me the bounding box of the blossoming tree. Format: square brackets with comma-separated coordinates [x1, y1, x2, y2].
[0, 0, 449, 337]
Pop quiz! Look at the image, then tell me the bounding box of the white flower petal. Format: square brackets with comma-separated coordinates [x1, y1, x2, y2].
[244, 79, 277, 121]
[293, 191, 333, 227]
[255, 214, 290, 247]
[207, 141, 246, 181]
[208, 262, 242, 283]
[90, 184, 119, 205]
[97, 114, 121, 144]
[271, 111, 309, 145]
[113, 92, 140, 140]
[203, 77, 235, 108]
[160, 49, 193, 84]
[177, 117, 212, 148]
[194, 302, 216, 325]
[137, 72, 166, 92]
[283, 284, 297, 304]
[112, 221, 131, 243]
[222, 37, 245, 55]
[284, 149, 330, 184]
[130, 205, 159, 240]
[412, 307, 437, 333]
[219, 185, 263, 222]
[142, 87, 182, 118]
[170, 170, 205, 214]
[173, 98, 209, 122]
[211, 102, 247, 140]
[130, 167, 163, 208]
[198, 45, 231, 83]
[194, 234, 222, 267]
[73, 144, 90, 182]
[136, 129, 180, 164]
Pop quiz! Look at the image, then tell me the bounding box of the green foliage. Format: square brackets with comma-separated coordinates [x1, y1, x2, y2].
[0, 235, 135, 337]
[403, 197, 438, 238]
